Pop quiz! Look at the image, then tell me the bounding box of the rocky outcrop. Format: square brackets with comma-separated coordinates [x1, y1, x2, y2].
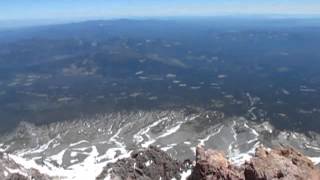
[0, 151, 51, 180]
[244, 147, 320, 180]
[97, 146, 187, 180]
[5, 173, 28, 180]
[1, 144, 319, 180]
[188, 145, 244, 180]
[189, 145, 320, 180]
[98, 145, 320, 180]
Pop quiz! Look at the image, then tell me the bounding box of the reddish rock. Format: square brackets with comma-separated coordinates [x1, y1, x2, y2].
[244, 147, 320, 180]
[96, 145, 320, 180]
[188, 145, 320, 180]
[188, 145, 244, 180]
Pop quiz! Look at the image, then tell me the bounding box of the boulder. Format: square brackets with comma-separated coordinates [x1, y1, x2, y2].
[188, 145, 244, 180]
[244, 147, 320, 180]
[97, 146, 186, 180]
[188, 145, 320, 180]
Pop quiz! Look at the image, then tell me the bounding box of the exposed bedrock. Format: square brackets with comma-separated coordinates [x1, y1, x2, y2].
[190, 145, 320, 180]
[0, 151, 50, 180]
[96, 145, 187, 180]
[99, 145, 320, 180]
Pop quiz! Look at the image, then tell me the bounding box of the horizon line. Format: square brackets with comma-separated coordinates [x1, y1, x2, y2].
[1, 14, 320, 30]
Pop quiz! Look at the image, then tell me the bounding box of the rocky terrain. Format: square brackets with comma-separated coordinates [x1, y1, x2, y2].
[1, 144, 320, 180]
[99, 145, 320, 180]
[96, 146, 187, 180]
[0, 150, 50, 180]
[0, 108, 319, 180]
[1, 19, 320, 180]
[190, 145, 320, 180]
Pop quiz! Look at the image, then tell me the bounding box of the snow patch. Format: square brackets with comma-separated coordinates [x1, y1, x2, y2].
[199, 125, 223, 146]
[180, 169, 192, 180]
[49, 149, 67, 166]
[309, 157, 320, 165]
[6, 167, 27, 177]
[69, 140, 89, 147]
[70, 151, 78, 157]
[135, 71, 144, 75]
[145, 160, 152, 167]
[305, 144, 320, 151]
[161, 144, 177, 151]
[229, 142, 260, 166]
[134, 117, 169, 147]
[158, 123, 183, 139]
[184, 141, 191, 145]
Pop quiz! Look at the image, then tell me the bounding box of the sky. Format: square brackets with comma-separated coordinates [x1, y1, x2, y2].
[1, 0, 320, 21]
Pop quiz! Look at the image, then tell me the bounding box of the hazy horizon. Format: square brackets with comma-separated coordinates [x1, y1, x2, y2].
[1, 14, 320, 30]
[1, 0, 320, 21]
[1, 0, 320, 29]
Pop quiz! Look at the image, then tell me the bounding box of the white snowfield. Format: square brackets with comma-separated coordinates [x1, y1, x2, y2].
[0, 111, 320, 180]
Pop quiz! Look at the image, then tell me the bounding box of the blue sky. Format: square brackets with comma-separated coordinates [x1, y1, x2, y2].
[1, 0, 320, 21]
